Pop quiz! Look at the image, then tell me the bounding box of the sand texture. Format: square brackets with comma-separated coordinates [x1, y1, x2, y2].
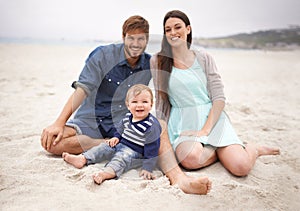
[0, 43, 299, 210]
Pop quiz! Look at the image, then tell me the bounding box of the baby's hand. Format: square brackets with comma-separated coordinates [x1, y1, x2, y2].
[105, 137, 119, 147]
[140, 169, 156, 180]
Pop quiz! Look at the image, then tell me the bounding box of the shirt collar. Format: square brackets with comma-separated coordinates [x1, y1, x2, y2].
[118, 44, 146, 69]
[128, 113, 150, 124]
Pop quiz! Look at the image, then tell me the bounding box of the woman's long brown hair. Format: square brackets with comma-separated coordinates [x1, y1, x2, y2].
[156, 10, 192, 116]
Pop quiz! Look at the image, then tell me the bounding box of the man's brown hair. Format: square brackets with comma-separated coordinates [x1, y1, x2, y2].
[122, 15, 149, 40]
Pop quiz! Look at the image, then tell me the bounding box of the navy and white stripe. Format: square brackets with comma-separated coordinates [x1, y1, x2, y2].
[121, 114, 153, 146]
[114, 113, 161, 172]
[114, 113, 161, 155]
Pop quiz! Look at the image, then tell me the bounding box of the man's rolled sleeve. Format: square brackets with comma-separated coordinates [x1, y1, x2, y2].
[74, 48, 104, 96]
[71, 81, 91, 96]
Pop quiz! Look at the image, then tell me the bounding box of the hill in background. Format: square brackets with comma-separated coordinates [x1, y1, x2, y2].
[194, 26, 300, 50]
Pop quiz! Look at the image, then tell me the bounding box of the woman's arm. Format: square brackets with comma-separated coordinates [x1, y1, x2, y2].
[180, 100, 225, 137]
[182, 50, 226, 137]
[200, 100, 225, 136]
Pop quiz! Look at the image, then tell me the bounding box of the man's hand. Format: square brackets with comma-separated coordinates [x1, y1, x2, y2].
[41, 124, 64, 150]
[140, 169, 156, 180]
[106, 137, 119, 147]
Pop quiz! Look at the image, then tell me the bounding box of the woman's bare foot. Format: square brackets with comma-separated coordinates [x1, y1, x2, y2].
[62, 152, 87, 169]
[257, 145, 280, 156]
[93, 171, 115, 185]
[174, 174, 212, 195]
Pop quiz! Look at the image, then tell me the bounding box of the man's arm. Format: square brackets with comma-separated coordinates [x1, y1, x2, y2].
[41, 87, 87, 150]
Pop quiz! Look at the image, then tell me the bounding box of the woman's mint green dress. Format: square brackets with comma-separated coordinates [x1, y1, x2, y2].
[168, 59, 243, 149]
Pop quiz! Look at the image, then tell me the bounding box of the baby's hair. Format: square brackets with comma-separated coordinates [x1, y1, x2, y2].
[126, 84, 153, 104]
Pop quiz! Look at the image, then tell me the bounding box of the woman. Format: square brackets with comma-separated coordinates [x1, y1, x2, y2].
[151, 10, 280, 176]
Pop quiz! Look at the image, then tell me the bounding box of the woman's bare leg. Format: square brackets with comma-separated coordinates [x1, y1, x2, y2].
[158, 120, 212, 194]
[217, 144, 280, 176]
[175, 141, 218, 170]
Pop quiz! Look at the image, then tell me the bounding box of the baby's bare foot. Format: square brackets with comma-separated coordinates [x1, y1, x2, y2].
[62, 152, 86, 169]
[93, 172, 105, 185]
[93, 169, 116, 185]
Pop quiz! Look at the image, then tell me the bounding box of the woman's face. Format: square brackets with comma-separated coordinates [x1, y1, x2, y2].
[164, 17, 191, 47]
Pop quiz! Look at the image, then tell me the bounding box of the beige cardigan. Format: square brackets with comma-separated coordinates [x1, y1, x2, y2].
[150, 50, 225, 121]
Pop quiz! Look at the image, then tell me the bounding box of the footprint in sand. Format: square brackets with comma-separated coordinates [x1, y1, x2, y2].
[239, 105, 252, 114]
[66, 171, 85, 181]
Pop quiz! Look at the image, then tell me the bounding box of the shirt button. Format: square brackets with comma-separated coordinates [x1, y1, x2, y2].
[128, 84, 131, 87]
[108, 79, 112, 82]
[119, 105, 122, 108]
[117, 82, 120, 85]
[130, 71, 133, 74]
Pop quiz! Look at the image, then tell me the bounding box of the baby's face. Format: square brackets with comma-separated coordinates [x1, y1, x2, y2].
[127, 90, 152, 121]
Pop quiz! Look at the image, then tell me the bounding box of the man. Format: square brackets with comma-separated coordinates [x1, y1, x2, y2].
[40, 15, 211, 195]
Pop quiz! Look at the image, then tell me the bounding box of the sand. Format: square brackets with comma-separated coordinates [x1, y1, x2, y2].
[0, 42, 299, 210]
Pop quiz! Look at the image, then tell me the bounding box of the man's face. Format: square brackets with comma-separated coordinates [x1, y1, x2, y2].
[123, 29, 148, 59]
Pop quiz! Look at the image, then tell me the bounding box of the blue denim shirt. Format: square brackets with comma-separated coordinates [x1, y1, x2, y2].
[72, 43, 151, 137]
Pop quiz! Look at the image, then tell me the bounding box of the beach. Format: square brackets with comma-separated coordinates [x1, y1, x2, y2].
[0, 42, 299, 210]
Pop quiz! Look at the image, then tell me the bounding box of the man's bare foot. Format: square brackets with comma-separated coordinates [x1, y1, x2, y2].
[175, 174, 212, 195]
[257, 145, 280, 156]
[62, 152, 87, 169]
[93, 171, 115, 185]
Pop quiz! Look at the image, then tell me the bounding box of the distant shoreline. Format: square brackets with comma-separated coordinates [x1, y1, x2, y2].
[1, 34, 299, 52]
[194, 27, 300, 51]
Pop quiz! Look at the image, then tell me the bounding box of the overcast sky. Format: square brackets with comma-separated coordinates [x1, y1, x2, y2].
[0, 0, 299, 41]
